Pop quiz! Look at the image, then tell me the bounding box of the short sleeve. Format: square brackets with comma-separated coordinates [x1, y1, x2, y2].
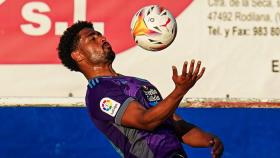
[86, 80, 135, 125]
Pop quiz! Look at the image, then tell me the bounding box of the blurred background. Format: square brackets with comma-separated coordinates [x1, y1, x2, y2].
[0, 0, 279, 157]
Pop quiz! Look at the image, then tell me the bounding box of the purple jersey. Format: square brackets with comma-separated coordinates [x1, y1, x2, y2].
[85, 76, 186, 158]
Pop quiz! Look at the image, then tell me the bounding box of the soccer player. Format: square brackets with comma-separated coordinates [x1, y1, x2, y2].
[58, 21, 223, 158]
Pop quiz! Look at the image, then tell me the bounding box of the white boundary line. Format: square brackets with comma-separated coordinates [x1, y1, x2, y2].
[0, 97, 279, 108]
[181, 98, 280, 108]
[0, 97, 85, 107]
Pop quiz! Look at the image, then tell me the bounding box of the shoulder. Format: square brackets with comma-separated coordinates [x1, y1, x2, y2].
[86, 77, 121, 101]
[123, 76, 151, 85]
[86, 76, 133, 104]
[132, 76, 149, 83]
[85, 76, 136, 123]
[87, 77, 118, 89]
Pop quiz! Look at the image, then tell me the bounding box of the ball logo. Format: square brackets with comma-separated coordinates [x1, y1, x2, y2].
[100, 98, 121, 117]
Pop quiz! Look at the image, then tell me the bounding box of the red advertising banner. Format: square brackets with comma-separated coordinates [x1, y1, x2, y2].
[0, 0, 192, 64]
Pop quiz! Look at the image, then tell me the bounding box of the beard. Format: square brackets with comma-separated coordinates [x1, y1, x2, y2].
[103, 42, 115, 64]
[88, 42, 116, 65]
[105, 49, 115, 64]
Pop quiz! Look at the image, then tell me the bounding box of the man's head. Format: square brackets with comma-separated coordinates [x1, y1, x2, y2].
[58, 21, 115, 72]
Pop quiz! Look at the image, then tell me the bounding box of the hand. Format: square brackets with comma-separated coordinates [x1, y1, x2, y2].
[172, 59, 205, 94]
[209, 137, 224, 158]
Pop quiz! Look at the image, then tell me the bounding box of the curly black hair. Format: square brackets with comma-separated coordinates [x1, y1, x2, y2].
[58, 21, 93, 72]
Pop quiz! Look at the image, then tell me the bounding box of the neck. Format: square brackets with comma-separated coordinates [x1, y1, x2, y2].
[82, 63, 118, 80]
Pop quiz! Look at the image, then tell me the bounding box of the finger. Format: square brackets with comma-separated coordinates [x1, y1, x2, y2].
[172, 66, 178, 77]
[196, 67, 206, 81]
[212, 140, 220, 153]
[213, 151, 222, 158]
[214, 144, 224, 157]
[212, 148, 220, 158]
[181, 61, 188, 76]
[192, 60, 201, 80]
[212, 153, 218, 158]
[217, 146, 224, 157]
[213, 144, 221, 155]
[188, 59, 195, 77]
[212, 140, 223, 156]
[210, 139, 216, 158]
[209, 139, 215, 146]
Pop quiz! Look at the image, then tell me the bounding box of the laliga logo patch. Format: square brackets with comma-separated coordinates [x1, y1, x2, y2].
[142, 85, 162, 106]
[100, 98, 120, 117]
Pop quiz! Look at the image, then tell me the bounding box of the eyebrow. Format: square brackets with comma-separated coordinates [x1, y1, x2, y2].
[86, 31, 101, 38]
[86, 32, 95, 38]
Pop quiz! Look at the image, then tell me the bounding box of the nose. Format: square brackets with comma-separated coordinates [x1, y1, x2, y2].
[100, 36, 106, 43]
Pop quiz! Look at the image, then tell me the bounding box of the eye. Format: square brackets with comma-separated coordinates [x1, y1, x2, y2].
[87, 31, 102, 41]
[90, 36, 96, 40]
[92, 32, 102, 39]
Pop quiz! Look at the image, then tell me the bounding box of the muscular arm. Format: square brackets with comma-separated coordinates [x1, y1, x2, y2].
[172, 114, 224, 158]
[121, 88, 185, 131]
[172, 114, 212, 147]
[121, 60, 205, 131]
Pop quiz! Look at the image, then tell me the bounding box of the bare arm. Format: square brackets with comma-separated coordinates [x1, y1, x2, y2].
[121, 60, 205, 131]
[172, 114, 224, 158]
[182, 128, 223, 158]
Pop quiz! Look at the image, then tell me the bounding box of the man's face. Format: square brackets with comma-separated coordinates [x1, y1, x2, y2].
[76, 28, 115, 65]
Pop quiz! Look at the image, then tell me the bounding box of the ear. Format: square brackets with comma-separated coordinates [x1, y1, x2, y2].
[71, 50, 85, 62]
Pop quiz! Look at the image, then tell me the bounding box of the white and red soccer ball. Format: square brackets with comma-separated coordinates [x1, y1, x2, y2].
[130, 5, 177, 51]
